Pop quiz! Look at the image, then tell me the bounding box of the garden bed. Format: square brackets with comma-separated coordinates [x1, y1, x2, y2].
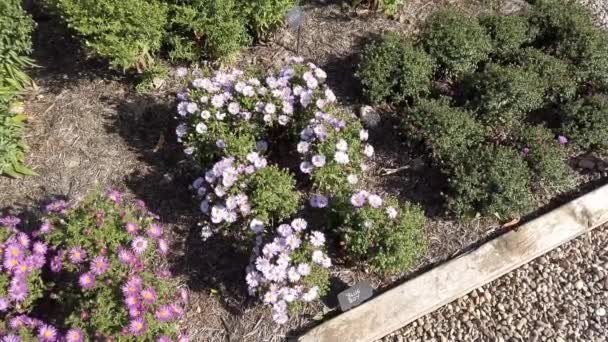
[1, 0, 607, 341]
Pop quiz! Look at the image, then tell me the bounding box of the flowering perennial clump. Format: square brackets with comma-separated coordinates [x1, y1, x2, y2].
[176, 57, 427, 323]
[246, 218, 330, 324]
[0, 191, 188, 341]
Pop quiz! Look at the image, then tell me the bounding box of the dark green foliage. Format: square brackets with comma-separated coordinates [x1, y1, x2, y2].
[515, 125, 574, 191]
[515, 48, 577, 103]
[480, 14, 529, 61]
[561, 95, 608, 151]
[403, 98, 484, 164]
[448, 145, 532, 219]
[577, 31, 608, 91]
[527, 0, 597, 62]
[422, 9, 492, 77]
[462, 64, 545, 126]
[356, 33, 434, 104]
[248, 165, 300, 222]
[0, 0, 35, 95]
[341, 196, 426, 273]
[54, 0, 168, 71]
[243, 0, 296, 38]
[166, 0, 250, 61]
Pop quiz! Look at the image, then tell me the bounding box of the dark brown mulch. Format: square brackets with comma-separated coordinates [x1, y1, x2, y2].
[1, 1, 607, 342]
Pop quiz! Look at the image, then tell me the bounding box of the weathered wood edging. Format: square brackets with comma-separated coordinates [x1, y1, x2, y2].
[299, 184, 608, 342]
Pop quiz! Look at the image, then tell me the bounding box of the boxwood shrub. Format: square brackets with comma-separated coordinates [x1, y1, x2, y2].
[480, 14, 529, 61]
[560, 95, 608, 151]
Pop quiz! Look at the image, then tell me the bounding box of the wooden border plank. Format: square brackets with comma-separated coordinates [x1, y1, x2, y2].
[299, 184, 608, 342]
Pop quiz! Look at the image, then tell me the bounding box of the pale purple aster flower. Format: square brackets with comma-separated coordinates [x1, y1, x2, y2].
[118, 247, 135, 265]
[282, 102, 294, 114]
[146, 224, 163, 238]
[300, 161, 313, 174]
[291, 218, 307, 232]
[287, 267, 301, 283]
[250, 219, 265, 234]
[309, 231, 326, 247]
[297, 141, 309, 154]
[177, 334, 189, 342]
[90, 256, 109, 275]
[386, 206, 398, 219]
[272, 309, 289, 324]
[125, 295, 139, 307]
[311, 154, 326, 167]
[186, 102, 198, 114]
[125, 222, 139, 235]
[350, 191, 367, 207]
[16, 233, 30, 248]
[184, 147, 194, 155]
[264, 103, 276, 114]
[38, 324, 58, 342]
[359, 129, 369, 141]
[228, 102, 240, 114]
[216, 139, 226, 149]
[129, 318, 147, 336]
[300, 127, 314, 141]
[325, 89, 336, 102]
[132, 237, 148, 255]
[175, 67, 188, 77]
[368, 194, 383, 208]
[195, 122, 207, 134]
[246, 271, 261, 288]
[158, 239, 169, 255]
[211, 94, 225, 108]
[364, 144, 374, 157]
[315, 68, 327, 80]
[50, 253, 63, 273]
[278, 115, 289, 125]
[3, 335, 20, 342]
[302, 286, 319, 302]
[334, 151, 350, 164]
[301, 90, 313, 107]
[176, 90, 188, 101]
[347, 174, 359, 184]
[5, 243, 24, 259]
[141, 288, 157, 304]
[78, 273, 95, 289]
[170, 304, 185, 318]
[521, 147, 530, 157]
[155, 305, 174, 322]
[313, 124, 328, 140]
[3, 256, 19, 270]
[0, 216, 20, 228]
[9, 315, 27, 329]
[336, 139, 348, 151]
[310, 194, 328, 208]
[558, 135, 568, 145]
[277, 224, 292, 237]
[201, 110, 211, 119]
[32, 241, 48, 255]
[28, 254, 45, 269]
[285, 235, 301, 250]
[312, 250, 326, 264]
[68, 247, 86, 264]
[65, 328, 84, 342]
[175, 123, 187, 138]
[256, 140, 268, 152]
[316, 99, 327, 109]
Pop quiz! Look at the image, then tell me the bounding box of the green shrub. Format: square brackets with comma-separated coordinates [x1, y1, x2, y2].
[515, 125, 574, 191]
[166, 0, 250, 62]
[560, 95, 608, 151]
[356, 33, 434, 104]
[341, 195, 426, 273]
[515, 48, 577, 103]
[480, 14, 529, 61]
[354, 0, 403, 16]
[54, 0, 168, 71]
[243, 0, 296, 38]
[403, 98, 484, 164]
[577, 31, 608, 91]
[0, 0, 35, 95]
[448, 145, 532, 219]
[461, 64, 545, 126]
[248, 165, 300, 222]
[422, 9, 492, 77]
[528, 0, 597, 62]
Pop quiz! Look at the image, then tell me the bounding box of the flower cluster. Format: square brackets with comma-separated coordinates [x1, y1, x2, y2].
[297, 109, 373, 205]
[245, 218, 331, 324]
[193, 152, 267, 234]
[0, 217, 46, 315]
[37, 190, 187, 341]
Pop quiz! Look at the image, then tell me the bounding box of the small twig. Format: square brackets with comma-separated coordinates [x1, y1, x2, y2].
[381, 165, 410, 176]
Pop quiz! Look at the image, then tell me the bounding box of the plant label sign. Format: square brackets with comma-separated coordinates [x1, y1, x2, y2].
[337, 281, 374, 312]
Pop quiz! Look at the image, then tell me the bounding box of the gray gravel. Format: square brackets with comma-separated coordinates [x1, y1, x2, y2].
[579, 0, 608, 28]
[382, 225, 608, 342]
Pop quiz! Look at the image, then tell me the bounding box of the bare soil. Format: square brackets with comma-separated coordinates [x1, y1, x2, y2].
[1, 1, 607, 341]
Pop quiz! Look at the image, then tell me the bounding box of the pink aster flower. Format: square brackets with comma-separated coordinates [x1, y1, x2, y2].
[68, 247, 87, 264]
[125, 295, 139, 307]
[129, 318, 147, 336]
[157, 336, 172, 342]
[78, 273, 95, 289]
[132, 237, 148, 255]
[557, 135, 568, 145]
[146, 224, 163, 238]
[155, 305, 173, 322]
[140, 288, 157, 304]
[107, 189, 122, 204]
[16, 233, 30, 248]
[65, 328, 84, 342]
[118, 247, 135, 265]
[157, 238, 169, 255]
[38, 324, 58, 341]
[32, 242, 48, 255]
[125, 222, 139, 235]
[90, 256, 109, 275]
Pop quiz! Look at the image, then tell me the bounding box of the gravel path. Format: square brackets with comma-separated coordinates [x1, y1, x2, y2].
[579, 0, 608, 28]
[382, 224, 608, 342]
